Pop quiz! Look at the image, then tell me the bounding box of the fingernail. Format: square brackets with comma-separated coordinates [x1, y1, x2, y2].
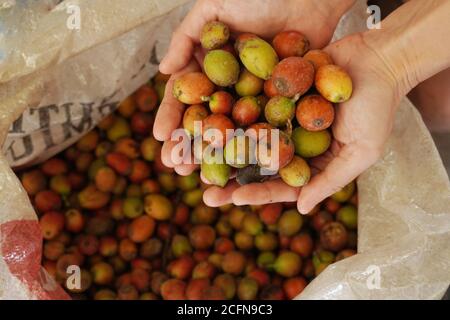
[202, 194, 214, 207]
[174, 166, 184, 176]
[297, 204, 309, 215]
[203, 193, 222, 208]
[159, 59, 168, 72]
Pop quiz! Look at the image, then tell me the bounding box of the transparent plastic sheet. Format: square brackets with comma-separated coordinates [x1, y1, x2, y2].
[0, 0, 448, 300]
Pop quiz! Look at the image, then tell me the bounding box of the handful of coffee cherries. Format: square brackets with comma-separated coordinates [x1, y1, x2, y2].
[172, 21, 353, 188]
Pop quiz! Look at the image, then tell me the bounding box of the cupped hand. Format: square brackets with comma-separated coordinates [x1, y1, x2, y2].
[153, 0, 352, 174]
[155, 56, 203, 176]
[204, 33, 404, 213]
[159, 0, 343, 75]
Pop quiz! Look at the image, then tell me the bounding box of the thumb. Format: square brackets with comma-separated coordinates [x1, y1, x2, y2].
[153, 59, 201, 141]
[297, 143, 380, 214]
[159, 0, 219, 74]
[159, 31, 195, 75]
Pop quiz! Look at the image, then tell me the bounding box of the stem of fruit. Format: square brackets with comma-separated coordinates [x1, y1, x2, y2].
[62, 195, 70, 208]
[291, 93, 301, 104]
[284, 119, 293, 138]
[162, 233, 173, 270]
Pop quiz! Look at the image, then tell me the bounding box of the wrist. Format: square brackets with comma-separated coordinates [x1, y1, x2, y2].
[362, 0, 450, 97]
[361, 29, 416, 101]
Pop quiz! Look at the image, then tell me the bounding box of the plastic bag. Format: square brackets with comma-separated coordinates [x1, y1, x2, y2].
[0, 0, 448, 300]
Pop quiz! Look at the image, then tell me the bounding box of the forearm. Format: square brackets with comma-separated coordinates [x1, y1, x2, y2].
[409, 68, 450, 132]
[363, 0, 450, 96]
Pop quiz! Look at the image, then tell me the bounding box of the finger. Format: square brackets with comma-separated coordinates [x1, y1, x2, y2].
[193, 47, 208, 71]
[161, 130, 196, 168]
[159, 0, 219, 74]
[309, 152, 334, 171]
[174, 142, 199, 176]
[153, 76, 184, 141]
[159, 32, 195, 75]
[203, 180, 240, 207]
[200, 171, 211, 185]
[160, 140, 178, 168]
[232, 180, 300, 205]
[297, 143, 380, 214]
[322, 38, 353, 68]
[175, 163, 199, 176]
[153, 60, 200, 141]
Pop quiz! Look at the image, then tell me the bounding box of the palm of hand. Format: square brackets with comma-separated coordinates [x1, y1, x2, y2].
[330, 34, 398, 148]
[206, 0, 335, 48]
[155, 0, 339, 165]
[158, 0, 339, 76]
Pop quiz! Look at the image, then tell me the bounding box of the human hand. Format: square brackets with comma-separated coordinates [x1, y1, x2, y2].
[179, 0, 449, 212]
[159, 0, 353, 75]
[204, 32, 405, 213]
[153, 0, 356, 175]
